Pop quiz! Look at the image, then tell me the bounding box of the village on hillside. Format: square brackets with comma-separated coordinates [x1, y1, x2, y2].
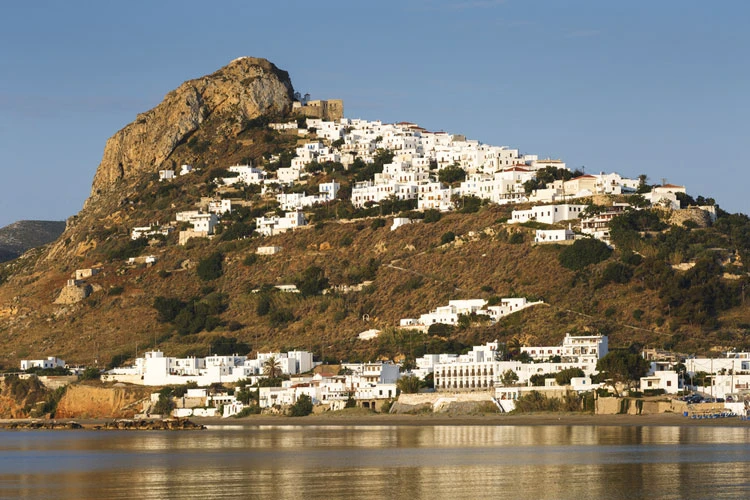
[15, 102, 747, 422]
[131, 114, 715, 248]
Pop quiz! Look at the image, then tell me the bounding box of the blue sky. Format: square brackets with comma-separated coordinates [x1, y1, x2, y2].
[1, 0, 748, 227]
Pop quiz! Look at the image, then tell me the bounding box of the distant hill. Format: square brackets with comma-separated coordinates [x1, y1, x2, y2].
[0, 220, 66, 262]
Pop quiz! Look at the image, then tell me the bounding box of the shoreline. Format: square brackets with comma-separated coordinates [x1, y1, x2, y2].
[3, 412, 749, 429]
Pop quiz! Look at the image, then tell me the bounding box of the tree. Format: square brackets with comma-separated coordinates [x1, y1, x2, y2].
[554, 367, 585, 386]
[506, 337, 523, 360]
[79, 367, 101, 381]
[500, 369, 519, 387]
[440, 231, 456, 245]
[153, 387, 174, 416]
[595, 348, 649, 396]
[263, 356, 282, 379]
[235, 385, 256, 405]
[256, 293, 272, 316]
[558, 238, 612, 271]
[197, 252, 223, 281]
[289, 394, 313, 417]
[397, 374, 422, 394]
[530, 373, 550, 386]
[438, 164, 466, 185]
[295, 265, 329, 296]
[153, 296, 185, 322]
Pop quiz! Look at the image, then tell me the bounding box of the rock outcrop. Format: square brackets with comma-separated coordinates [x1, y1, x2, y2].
[55, 384, 153, 419]
[88, 57, 294, 202]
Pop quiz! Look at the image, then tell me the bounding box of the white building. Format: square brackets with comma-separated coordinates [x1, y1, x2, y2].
[400, 298, 542, 329]
[640, 370, 680, 394]
[131, 225, 173, 240]
[580, 203, 631, 243]
[207, 199, 232, 215]
[522, 334, 608, 367]
[510, 204, 586, 225]
[276, 182, 339, 211]
[534, 228, 575, 244]
[158, 169, 175, 181]
[256, 246, 282, 255]
[222, 165, 266, 186]
[255, 210, 306, 236]
[20, 357, 66, 371]
[103, 349, 316, 387]
[433, 335, 609, 391]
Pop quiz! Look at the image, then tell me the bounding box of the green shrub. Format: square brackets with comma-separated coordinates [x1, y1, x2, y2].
[153, 296, 185, 322]
[438, 164, 466, 184]
[508, 232, 524, 244]
[79, 367, 101, 381]
[558, 238, 612, 270]
[220, 222, 255, 241]
[295, 266, 329, 296]
[339, 234, 353, 247]
[256, 294, 271, 316]
[423, 209, 441, 223]
[554, 368, 585, 386]
[289, 394, 313, 417]
[234, 406, 261, 417]
[440, 231, 456, 245]
[599, 262, 633, 285]
[197, 252, 223, 281]
[370, 218, 386, 230]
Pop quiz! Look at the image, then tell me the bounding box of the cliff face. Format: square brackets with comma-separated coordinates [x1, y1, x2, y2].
[55, 384, 153, 419]
[88, 57, 294, 202]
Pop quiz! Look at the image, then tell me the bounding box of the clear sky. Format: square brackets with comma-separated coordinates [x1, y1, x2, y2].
[1, 0, 748, 228]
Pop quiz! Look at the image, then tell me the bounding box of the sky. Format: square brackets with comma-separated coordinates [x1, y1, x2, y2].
[1, 0, 748, 228]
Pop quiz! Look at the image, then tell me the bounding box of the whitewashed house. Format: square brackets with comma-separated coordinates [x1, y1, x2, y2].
[640, 370, 680, 394]
[159, 169, 175, 181]
[534, 228, 575, 244]
[510, 204, 586, 224]
[255, 210, 306, 236]
[222, 165, 266, 186]
[20, 357, 66, 371]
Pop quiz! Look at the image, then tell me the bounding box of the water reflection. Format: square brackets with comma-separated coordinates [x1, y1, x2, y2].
[1, 425, 749, 499]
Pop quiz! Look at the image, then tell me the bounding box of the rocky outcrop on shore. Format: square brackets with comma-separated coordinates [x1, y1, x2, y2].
[54, 384, 153, 419]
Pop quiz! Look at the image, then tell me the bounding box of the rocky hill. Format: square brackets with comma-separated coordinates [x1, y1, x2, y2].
[0, 220, 66, 263]
[88, 57, 294, 202]
[0, 57, 748, 372]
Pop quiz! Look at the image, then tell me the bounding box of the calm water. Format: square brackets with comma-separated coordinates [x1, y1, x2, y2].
[1, 424, 749, 499]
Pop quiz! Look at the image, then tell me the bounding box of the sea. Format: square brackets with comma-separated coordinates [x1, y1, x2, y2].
[1, 424, 749, 499]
